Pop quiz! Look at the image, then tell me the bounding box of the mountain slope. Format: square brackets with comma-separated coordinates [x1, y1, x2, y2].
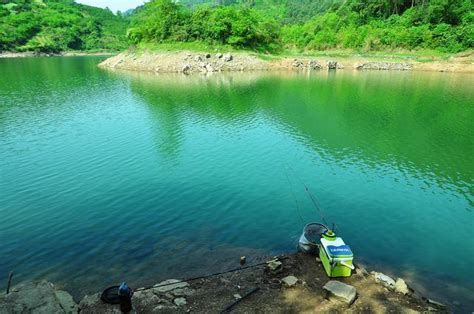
[0, 0, 129, 52]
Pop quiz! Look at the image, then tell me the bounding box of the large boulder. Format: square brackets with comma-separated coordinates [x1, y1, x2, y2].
[0, 280, 78, 314]
[323, 280, 357, 305]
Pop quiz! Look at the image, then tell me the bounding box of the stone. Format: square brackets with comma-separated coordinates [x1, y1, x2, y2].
[327, 60, 338, 69]
[309, 60, 322, 70]
[323, 280, 357, 305]
[174, 297, 187, 306]
[394, 278, 409, 295]
[204, 64, 215, 72]
[427, 299, 446, 308]
[153, 279, 190, 293]
[234, 294, 242, 299]
[216, 53, 223, 59]
[194, 55, 202, 62]
[281, 276, 298, 287]
[374, 272, 396, 290]
[0, 281, 78, 314]
[240, 256, 247, 265]
[205, 53, 211, 58]
[223, 53, 233, 62]
[182, 64, 191, 74]
[153, 304, 176, 311]
[292, 59, 304, 68]
[220, 278, 231, 285]
[266, 259, 283, 272]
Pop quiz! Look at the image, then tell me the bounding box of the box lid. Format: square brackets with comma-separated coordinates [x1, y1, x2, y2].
[321, 237, 353, 258]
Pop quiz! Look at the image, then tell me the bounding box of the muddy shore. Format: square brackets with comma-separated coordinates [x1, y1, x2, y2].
[1, 252, 451, 313]
[98, 50, 474, 74]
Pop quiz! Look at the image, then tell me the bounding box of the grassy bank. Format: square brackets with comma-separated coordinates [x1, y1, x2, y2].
[131, 42, 473, 63]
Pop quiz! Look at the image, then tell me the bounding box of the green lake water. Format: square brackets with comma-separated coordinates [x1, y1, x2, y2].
[0, 57, 473, 308]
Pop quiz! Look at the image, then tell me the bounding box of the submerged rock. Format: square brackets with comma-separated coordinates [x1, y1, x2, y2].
[323, 280, 357, 305]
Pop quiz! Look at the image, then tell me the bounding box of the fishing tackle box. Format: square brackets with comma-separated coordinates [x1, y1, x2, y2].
[319, 234, 354, 278]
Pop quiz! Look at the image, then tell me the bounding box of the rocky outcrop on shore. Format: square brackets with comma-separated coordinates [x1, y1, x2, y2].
[0, 280, 77, 313]
[1, 253, 451, 313]
[99, 51, 272, 73]
[99, 51, 424, 74]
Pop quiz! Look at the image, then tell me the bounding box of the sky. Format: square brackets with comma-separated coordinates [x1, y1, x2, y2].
[75, 0, 146, 13]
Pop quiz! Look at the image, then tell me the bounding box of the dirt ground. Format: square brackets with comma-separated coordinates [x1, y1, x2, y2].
[79, 252, 444, 313]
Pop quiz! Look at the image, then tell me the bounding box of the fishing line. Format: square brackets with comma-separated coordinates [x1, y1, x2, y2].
[284, 167, 305, 224]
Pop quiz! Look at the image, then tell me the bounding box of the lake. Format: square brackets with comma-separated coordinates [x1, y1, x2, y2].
[0, 57, 473, 308]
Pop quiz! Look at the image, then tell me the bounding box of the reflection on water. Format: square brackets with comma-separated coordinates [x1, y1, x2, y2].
[0, 58, 473, 309]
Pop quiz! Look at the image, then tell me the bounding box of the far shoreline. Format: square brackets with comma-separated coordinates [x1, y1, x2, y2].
[98, 49, 474, 74]
[0, 51, 116, 58]
[2, 49, 473, 74]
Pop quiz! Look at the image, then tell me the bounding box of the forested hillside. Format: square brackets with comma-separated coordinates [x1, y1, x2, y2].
[128, 0, 472, 53]
[0, 0, 128, 52]
[1, 0, 472, 53]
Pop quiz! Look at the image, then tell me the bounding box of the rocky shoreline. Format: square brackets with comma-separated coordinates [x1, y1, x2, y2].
[0, 253, 450, 313]
[98, 50, 474, 74]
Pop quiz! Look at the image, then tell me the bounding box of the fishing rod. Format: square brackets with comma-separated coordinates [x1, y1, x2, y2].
[285, 164, 331, 229]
